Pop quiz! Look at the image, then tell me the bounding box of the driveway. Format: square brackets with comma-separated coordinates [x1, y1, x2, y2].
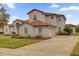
[0, 35, 78, 56]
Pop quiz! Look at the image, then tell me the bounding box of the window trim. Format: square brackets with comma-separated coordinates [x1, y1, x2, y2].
[6, 28, 7, 32]
[51, 16, 54, 19]
[33, 15, 37, 20]
[38, 27, 42, 33]
[24, 28, 28, 33]
[59, 17, 61, 21]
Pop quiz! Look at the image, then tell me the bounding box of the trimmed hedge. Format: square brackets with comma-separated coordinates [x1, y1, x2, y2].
[63, 27, 73, 35]
[75, 27, 79, 32]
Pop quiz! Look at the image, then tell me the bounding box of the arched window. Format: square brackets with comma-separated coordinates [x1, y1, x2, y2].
[6, 28, 7, 32]
[51, 16, 54, 19]
[24, 28, 28, 33]
[33, 15, 37, 20]
[59, 17, 61, 21]
[38, 27, 42, 33]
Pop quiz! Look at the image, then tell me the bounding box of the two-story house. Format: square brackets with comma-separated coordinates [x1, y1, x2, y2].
[4, 9, 66, 37]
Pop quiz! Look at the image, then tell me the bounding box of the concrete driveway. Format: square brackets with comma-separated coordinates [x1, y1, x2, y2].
[0, 35, 78, 56]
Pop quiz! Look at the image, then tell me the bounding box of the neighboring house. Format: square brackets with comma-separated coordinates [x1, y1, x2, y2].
[4, 24, 16, 34]
[4, 9, 66, 37]
[65, 24, 76, 34]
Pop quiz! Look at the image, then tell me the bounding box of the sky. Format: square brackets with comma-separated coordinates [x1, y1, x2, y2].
[0, 3, 79, 24]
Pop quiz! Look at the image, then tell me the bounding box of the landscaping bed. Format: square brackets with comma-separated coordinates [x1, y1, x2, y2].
[0, 35, 43, 49]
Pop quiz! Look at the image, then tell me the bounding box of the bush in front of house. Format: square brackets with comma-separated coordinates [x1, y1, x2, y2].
[11, 34, 47, 39]
[75, 27, 79, 32]
[11, 31, 16, 35]
[20, 35, 31, 39]
[63, 27, 73, 35]
[11, 35, 32, 39]
[35, 35, 42, 39]
[0, 32, 4, 34]
[59, 31, 68, 35]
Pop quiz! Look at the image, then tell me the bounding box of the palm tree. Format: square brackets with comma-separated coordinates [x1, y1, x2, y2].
[0, 7, 10, 33]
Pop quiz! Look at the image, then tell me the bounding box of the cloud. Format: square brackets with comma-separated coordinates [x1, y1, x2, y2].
[50, 3, 59, 8]
[9, 16, 18, 24]
[10, 16, 18, 19]
[59, 6, 79, 11]
[0, 3, 15, 9]
[66, 15, 71, 18]
[6, 3, 15, 9]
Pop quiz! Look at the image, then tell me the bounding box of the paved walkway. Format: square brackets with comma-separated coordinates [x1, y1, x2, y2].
[0, 35, 78, 56]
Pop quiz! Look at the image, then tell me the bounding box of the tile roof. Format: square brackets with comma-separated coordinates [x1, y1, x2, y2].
[65, 24, 76, 27]
[45, 12, 64, 16]
[24, 20, 56, 27]
[13, 19, 56, 27]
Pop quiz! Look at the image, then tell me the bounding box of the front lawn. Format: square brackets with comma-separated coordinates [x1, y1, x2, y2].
[71, 42, 79, 56]
[71, 32, 79, 56]
[0, 35, 42, 49]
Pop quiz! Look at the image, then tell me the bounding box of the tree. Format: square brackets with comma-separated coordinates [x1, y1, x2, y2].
[0, 7, 10, 33]
[75, 27, 79, 32]
[63, 27, 73, 35]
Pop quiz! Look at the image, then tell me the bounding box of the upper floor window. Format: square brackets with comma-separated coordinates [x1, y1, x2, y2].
[59, 18, 61, 21]
[38, 27, 42, 33]
[51, 16, 54, 19]
[24, 28, 28, 33]
[33, 15, 37, 20]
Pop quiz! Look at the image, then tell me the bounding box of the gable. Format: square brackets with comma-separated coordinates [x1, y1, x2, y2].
[13, 19, 24, 26]
[27, 9, 45, 15]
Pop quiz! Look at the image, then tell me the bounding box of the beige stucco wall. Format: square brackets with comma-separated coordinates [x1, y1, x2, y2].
[4, 24, 56, 37]
[28, 10, 66, 35]
[46, 16, 57, 26]
[4, 26, 10, 34]
[55, 17, 65, 34]
[42, 27, 56, 37]
[28, 10, 46, 23]
[4, 26, 17, 35]
[19, 24, 56, 37]
[0, 28, 3, 32]
[19, 24, 34, 36]
[46, 16, 65, 34]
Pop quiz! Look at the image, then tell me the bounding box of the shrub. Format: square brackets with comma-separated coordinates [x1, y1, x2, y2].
[35, 35, 42, 38]
[63, 27, 73, 35]
[11, 35, 32, 39]
[11, 31, 16, 35]
[59, 31, 68, 35]
[0, 32, 4, 34]
[19, 35, 31, 39]
[75, 27, 79, 32]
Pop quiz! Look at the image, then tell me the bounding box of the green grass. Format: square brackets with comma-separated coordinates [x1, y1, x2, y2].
[71, 32, 79, 56]
[0, 35, 42, 49]
[71, 42, 79, 56]
[74, 32, 79, 36]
